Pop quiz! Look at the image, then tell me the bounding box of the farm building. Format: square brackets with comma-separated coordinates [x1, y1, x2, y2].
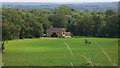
[46, 28, 72, 38]
[64, 32, 72, 38]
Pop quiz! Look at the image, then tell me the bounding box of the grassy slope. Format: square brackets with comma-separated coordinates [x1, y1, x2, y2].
[2, 38, 118, 66]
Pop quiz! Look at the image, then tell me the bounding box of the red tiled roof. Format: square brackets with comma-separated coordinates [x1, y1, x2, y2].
[47, 28, 65, 33]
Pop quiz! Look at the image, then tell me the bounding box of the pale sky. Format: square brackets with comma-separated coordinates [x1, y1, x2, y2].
[1, 0, 120, 2]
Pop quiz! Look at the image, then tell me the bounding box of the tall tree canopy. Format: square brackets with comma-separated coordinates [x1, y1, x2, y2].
[2, 6, 119, 41]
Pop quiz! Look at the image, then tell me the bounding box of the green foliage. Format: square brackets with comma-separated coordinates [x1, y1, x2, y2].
[2, 6, 119, 40]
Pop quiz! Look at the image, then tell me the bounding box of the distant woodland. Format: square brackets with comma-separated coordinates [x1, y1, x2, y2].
[2, 5, 119, 40]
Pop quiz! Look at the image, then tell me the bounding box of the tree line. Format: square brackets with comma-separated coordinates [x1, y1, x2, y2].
[2, 5, 119, 41]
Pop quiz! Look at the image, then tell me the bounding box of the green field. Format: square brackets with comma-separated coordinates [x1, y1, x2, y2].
[2, 38, 118, 66]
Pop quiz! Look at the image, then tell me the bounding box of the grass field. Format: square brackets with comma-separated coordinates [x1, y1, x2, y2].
[2, 38, 118, 66]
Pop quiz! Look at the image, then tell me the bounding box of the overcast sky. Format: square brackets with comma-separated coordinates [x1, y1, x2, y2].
[1, 0, 120, 2]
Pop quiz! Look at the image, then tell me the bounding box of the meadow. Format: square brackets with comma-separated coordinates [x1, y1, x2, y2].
[2, 38, 118, 66]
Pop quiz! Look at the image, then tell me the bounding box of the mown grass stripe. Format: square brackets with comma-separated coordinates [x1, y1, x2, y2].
[81, 55, 94, 66]
[95, 42, 117, 66]
[88, 57, 94, 66]
[64, 42, 73, 56]
[69, 62, 74, 66]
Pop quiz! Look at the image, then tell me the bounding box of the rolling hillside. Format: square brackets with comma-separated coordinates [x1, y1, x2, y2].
[2, 2, 118, 11]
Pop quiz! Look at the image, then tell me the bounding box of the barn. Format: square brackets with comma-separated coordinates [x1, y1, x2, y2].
[46, 28, 72, 38]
